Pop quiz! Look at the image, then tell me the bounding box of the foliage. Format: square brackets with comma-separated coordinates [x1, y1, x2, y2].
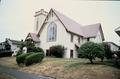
[50, 45, 65, 58]
[101, 43, 112, 59]
[16, 52, 44, 66]
[26, 47, 44, 53]
[24, 39, 35, 52]
[19, 40, 25, 50]
[32, 47, 44, 53]
[16, 50, 23, 56]
[0, 50, 13, 57]
[16, 53, 30, 65]
[96, 43, 105, 62]
[4, 40, 11, 50]
[25, 53, 44, 66]
[77, 42, 105, 63]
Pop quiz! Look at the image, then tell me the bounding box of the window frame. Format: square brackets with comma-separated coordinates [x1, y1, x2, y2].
[47, 22, 57, 42]
[78, 37, 80, 43]
[71, 34, 73, 42]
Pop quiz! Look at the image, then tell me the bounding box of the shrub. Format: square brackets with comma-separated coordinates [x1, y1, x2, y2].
[101, 43, 112, 59]
[16, 50, 23, 56]
[32, 47, 44, 53]
[25, 52, 44, 66]
[16, 53, 30, 65]
[0, 50, 13, 57]
[77, 42, 105, 64]
[50, 45, 65, 58]
[95, 43, 105, 62]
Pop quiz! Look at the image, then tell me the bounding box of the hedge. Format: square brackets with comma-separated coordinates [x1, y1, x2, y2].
[16, 53, 30, 65]
[25, 52, 44, 66]
[0, 50, 13, 57]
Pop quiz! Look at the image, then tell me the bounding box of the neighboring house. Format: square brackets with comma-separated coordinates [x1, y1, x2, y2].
[26, 8, 104, 58]
[105, 42, 119, 52]
[0, 42, 5, 50]
[0, 38, 22, 52]
[115, 26, 120, 36]
[6, 39, 22, 52]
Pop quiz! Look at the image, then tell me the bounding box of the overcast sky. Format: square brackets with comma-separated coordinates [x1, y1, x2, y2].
[0, 0, 120, 45]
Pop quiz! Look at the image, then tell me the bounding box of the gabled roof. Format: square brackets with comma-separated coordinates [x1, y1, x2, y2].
[83, 23, 101, 37]
[26, 33, 40, 42]
[38, 8, 104, 40]
[53, 9, 84, 36]
[8, 39, 22, 45]
[115, 26, 120, 36]
[104, 42, 120, 48]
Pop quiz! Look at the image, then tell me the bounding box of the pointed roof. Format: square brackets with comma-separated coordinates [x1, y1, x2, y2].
[115, 26, 120, 36]
[8, 39, 22, 45]
[38, 8, 104, 40]
[26, 33, 40, 42]
[83, 23, 101, 37]
[53, 9, 84, 36]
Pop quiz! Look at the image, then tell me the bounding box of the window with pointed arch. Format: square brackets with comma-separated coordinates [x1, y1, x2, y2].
[47, 22, 57, 42]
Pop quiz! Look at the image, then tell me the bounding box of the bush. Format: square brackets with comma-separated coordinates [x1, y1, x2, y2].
[16, 50, 23, 56]
[77, 42, 105, 64]
[101, 43, 112, 59]
[50, 45, 65, 58]
[16, 53, 30, 65]
[0, 50, 13, 57]
[32, 47, 44, 53]
[25, 52, 44, 66]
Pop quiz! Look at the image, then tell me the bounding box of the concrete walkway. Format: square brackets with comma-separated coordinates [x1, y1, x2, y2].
[0, 65, 55, 79]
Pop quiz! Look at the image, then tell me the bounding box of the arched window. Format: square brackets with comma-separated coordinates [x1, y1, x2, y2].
[47, 22, 57, 41]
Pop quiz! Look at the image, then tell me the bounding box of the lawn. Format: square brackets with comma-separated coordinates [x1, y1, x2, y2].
[0, 57, 120, 79]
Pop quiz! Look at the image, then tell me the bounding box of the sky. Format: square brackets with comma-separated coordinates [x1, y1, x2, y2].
[0, 0, 120, 45]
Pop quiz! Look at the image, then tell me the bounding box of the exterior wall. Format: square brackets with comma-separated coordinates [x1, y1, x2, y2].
[89, 30, 103, 43]
[38, 10, 103, 58]
[109, 43, 119, 52]
[39, 11, 78, 58]
[34, 13, 47, 34]
[0, 43, 5, 49]
[7, 40, 18, 52]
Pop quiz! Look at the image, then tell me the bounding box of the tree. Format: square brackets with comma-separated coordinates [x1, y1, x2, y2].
[96, 43, 105, 62]
[77, 42, 105, 64]
[101, 43, 112, 59]
[24, 39, 35, 52]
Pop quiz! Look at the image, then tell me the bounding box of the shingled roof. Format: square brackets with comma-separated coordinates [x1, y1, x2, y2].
[115, 26, 120, 36]
[26, 33, 40, 42]
[38, 8, 104, 40]
[8, 39, 22, 45]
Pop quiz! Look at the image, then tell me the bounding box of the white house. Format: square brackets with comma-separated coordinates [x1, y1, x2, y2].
[26, 8, 104, 58]
[0, 42, 5, 50]
[105, 42, 119, 52]
[5, 38, 22, 52]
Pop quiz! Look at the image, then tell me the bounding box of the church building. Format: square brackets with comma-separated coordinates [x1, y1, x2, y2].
[26, 8, 104, 58]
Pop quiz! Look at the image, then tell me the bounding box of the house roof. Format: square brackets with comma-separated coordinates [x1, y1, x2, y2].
[8, 39, 22, 45]
[83, 23, 101, 38]
[38, 8, 104, 40]
[53, 9, 84, 36]
[115, 26, 120, 36]
[104, 42, 120, 48]
[26, 33, 40, 42]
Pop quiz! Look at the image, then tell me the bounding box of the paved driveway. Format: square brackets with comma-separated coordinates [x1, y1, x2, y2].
[0, 65, 55, 79]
